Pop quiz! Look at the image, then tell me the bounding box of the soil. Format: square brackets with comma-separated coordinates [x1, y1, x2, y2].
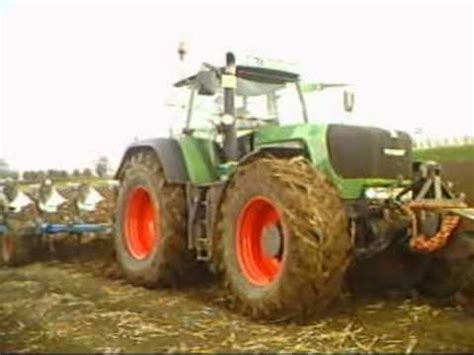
[1, 161, 473, 352]
[441, 160, 474, 205]
[0, 238, 473, 353]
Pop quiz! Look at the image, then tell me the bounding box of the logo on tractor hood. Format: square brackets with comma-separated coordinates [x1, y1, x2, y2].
[383, 148, 406, 157]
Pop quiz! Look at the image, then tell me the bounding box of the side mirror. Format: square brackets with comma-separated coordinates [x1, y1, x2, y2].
[343, 90, 355, 112]
[196, 70, 219, 96]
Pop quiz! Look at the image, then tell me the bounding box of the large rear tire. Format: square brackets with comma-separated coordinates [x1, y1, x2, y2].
[216, 156, 352, 319]
[115, 149, 201, 287]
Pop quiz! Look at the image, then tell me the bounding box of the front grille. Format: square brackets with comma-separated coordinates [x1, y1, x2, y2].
[327, 124, 412, 179]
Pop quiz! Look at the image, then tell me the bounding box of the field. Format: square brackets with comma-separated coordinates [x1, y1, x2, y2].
[413, 145, 474, 163]
[1, 240, 473, 353]
[414, 145, 474, 204]
[1, 146, 473, 352]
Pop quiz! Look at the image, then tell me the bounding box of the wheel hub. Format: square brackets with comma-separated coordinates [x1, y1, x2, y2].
[261, 225, 283, 259]
[236, 196, 285, 286]
[124, 187, 159, 260]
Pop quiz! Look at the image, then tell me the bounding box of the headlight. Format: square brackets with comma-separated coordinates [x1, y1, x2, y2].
[259, 141, 303, 150]
[364, 187, 412, 200]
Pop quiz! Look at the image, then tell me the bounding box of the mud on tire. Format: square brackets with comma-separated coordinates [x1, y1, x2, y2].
[115, 149, 202, 287]
[215, 156, 353, 319]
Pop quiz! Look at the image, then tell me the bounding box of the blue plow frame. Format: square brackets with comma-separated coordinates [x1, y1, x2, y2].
[0, 223, 111, 236]
[40, 223, 111, 235]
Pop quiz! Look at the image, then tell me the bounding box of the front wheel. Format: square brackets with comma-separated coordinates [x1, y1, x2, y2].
[216, 156, 353, 319]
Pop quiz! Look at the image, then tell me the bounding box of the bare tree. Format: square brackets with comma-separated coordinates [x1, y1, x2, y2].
[83, 168, 93, 178]
[95, 156, 110, 178]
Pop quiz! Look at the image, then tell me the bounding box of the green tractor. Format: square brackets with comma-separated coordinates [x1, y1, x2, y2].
[114, 52, 474, 319]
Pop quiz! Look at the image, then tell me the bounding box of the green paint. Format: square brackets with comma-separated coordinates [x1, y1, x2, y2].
[178, 136, 221, 183]
[217, 162, 238, 181]
[414, 145, 474, 163]
[178, 123, 404, 199]
[255, 123, 403, 199]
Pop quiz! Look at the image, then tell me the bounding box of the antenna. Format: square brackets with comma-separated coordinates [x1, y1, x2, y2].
[178, 41, 187, 62]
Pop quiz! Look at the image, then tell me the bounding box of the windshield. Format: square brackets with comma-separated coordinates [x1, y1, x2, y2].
[236, 83, 303, 123]
[186, 82, 305, 133]
[166, 78, 353, 138]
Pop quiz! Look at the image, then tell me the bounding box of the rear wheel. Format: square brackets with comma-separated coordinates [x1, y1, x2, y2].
[115, 150, 201, 287]
[216, 156, 352, 319]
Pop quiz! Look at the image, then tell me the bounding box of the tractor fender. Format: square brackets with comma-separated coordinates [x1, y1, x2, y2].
[115, 138, 189, 183]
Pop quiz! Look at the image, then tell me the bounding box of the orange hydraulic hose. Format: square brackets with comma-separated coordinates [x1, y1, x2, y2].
[398, 201, 465, 253]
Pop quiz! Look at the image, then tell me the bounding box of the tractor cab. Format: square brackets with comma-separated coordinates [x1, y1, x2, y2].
[174, 64, 307, 137]
[171, 57, 358, 167]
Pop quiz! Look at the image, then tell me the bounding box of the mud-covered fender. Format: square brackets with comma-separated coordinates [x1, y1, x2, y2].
[115, 138, 189, 183]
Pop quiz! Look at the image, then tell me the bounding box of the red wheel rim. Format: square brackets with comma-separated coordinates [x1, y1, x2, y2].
[124, 187, 159, 260]
[236, 196, 285, 286]
[2, 235, 13, 262]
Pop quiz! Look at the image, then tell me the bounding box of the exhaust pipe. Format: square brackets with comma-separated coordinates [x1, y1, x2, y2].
[222, 52, 239, 161]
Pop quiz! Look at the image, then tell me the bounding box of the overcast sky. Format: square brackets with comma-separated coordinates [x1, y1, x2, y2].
[0, 0, 472, 171]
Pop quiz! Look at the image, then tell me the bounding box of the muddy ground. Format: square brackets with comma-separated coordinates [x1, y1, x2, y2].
[1, 163, 473, 353]
[441, 160, 474, 205]
[0, 238, 473, 353]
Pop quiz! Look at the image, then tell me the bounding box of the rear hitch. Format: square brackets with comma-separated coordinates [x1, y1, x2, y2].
[395, 161, 473, 253]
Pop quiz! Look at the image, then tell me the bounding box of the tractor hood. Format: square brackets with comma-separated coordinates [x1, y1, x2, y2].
[254, 123, 413, 199]
[326, 124, 413, 180]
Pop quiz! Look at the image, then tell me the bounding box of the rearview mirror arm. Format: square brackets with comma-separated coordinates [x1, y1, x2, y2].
[296, 82, 309, 123]
[184, 87, 196, 134]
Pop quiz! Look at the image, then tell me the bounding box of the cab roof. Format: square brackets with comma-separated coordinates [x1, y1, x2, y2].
[174, 65, 300, 88]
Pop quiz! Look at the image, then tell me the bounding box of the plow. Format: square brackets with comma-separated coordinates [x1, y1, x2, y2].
[0, 178, 116, 265]
[1, 51, 473, 319]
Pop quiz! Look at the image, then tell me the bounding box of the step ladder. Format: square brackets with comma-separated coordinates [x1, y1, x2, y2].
[186, 184, 212, 261]
[186, 182, 225, 262]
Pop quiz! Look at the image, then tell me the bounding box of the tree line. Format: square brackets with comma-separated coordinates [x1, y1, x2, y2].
[0, 156, 112, 182]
